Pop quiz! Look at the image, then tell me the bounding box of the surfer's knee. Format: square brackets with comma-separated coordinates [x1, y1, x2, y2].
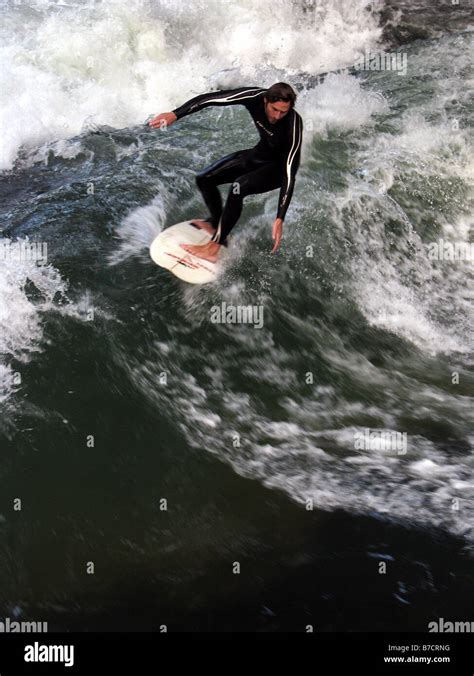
[196, 172, 207, 188]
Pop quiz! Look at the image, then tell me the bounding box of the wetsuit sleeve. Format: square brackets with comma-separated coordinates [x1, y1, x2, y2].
[172, 87, 266, 120]
[277, 112, 303, 221]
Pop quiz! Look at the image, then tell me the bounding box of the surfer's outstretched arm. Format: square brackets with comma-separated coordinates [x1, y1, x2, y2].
[270, 112, 303, 254]
[171, 87, 265, 120]
[148, 87, 265, 127]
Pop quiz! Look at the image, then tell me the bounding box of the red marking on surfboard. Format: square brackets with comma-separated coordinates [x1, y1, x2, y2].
[164, 251, 214, 274]
[164, 251, 199, 269]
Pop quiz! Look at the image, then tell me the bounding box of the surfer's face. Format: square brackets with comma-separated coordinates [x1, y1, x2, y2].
[264, 97, 291, 124]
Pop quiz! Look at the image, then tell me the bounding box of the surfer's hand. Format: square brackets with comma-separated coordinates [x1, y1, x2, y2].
[148, 112, 177, 129]
[271, 218, 283, 253]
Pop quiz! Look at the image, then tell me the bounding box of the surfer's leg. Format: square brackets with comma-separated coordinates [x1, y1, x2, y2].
[212, 163, 282, 244]
[195, 149, 254, 228]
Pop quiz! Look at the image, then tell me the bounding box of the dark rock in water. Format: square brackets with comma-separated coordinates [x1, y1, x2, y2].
[379, 0, 474, 47]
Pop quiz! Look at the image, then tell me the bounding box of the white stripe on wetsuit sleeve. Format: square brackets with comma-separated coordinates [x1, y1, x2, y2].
[285, 114, 302, 195]
[195, 88, 265, 106]
[280, 114, 302, 212]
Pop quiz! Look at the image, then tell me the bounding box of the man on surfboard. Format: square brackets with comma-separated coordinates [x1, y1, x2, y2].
[149, 83, 303, 263]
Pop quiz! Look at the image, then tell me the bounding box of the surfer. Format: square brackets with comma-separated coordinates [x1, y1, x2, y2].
[148, 83, 303, 262]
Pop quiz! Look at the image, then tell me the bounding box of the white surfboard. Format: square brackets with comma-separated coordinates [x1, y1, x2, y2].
[150, 220, 228, 284]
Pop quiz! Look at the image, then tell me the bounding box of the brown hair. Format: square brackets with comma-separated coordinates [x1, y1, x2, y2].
[265, 82, 297, 107]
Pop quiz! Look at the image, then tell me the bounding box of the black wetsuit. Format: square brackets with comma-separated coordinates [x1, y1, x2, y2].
[172, 86, 303, 244]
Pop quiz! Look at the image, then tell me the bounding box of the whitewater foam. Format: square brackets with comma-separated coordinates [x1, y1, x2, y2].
[0, 0, 385, 170]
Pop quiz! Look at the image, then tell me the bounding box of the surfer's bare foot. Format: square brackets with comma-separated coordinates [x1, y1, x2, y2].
[180, 241, 221, 262]
[190, 219, 217, 236]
